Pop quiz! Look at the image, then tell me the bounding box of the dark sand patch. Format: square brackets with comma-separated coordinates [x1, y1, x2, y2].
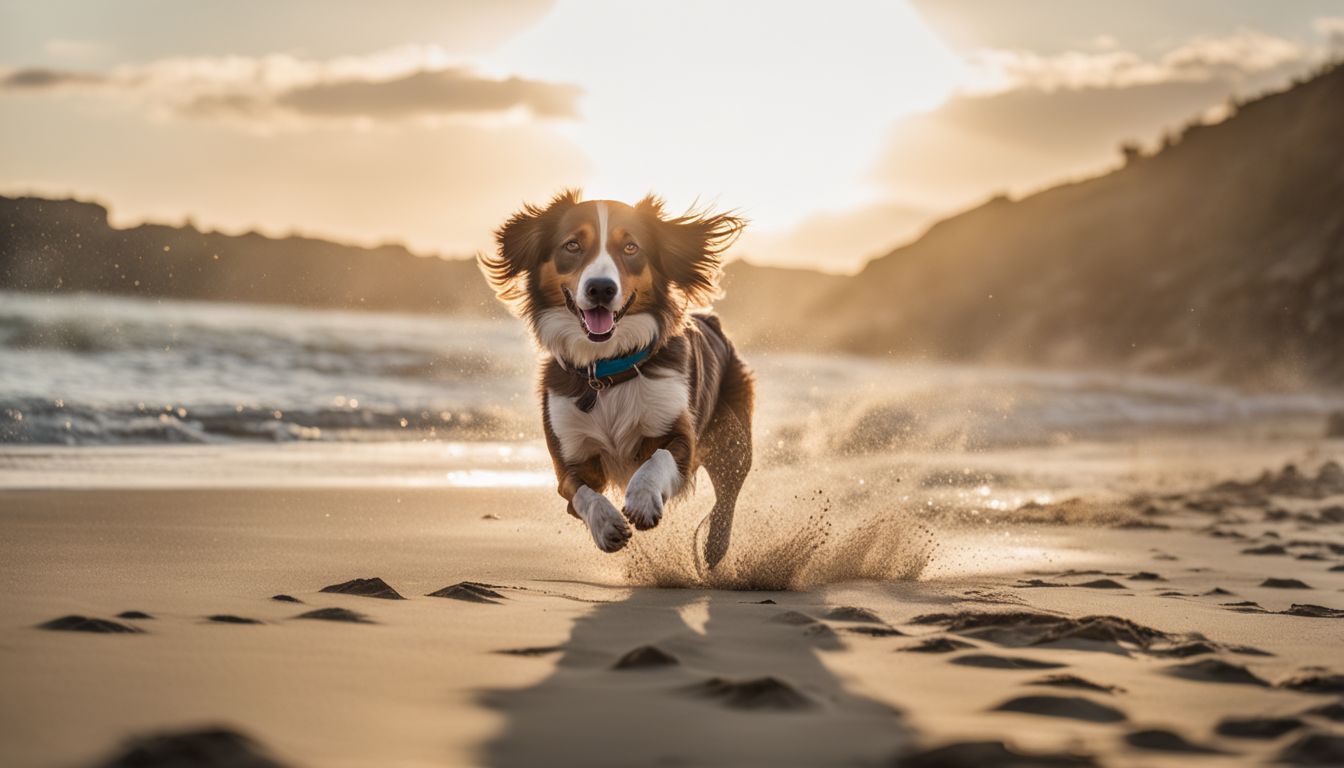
[320, 577, 405, 600]
[1127, 572, 1165, 581]
[1074, 579, 1126, 589]
[902, 637, 974, 653]
[1279, 672, 1344, 694]
[427, 581, 505, 604]
[1302, 700, 1344, 722]
[991, 695, 1125, 722]
[824, 606, 884, 623]
[1281, 604, 1344, 618]
[1026, 674, 1123, 694]
[38, 615, 142, 634]
[909, 610, 1206, 656]
[495, 646, 564, 657]
[1123, 728, 1224, 754]
[1243, 544, 1289, 555]
[952, 654, 1066, 670]
[270, 594, 301, 603]
[1215, 716, 1305, 739]
[91, 726, 289, 768]
[845, 626, 907, 637]
[686, 676, 813, 710]
[767, 610, 818, 626]
[747, 598, 777, 604]
[1261, 578, 1312, 589]
[206, 615, 263, 625]
[1276, 733, 1344, 765]
[1165, 659, 1269, 686]
[294, 607, 373, 624]
[899, 740, 1098, 767]
[612, 645, 679, 670]
[116, 611, 153, 620]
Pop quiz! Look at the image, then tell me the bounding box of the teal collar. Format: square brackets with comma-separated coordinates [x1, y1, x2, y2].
[592, 345, 654, 378]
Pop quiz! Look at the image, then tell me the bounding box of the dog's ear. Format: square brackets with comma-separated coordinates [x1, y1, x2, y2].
[637, 194, 745, 308]
[480, 189, 580, 304]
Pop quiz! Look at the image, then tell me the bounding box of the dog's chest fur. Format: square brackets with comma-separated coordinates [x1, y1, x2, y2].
[547, 368, 689, 486]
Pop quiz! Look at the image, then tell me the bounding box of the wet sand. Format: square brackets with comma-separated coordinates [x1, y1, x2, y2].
[2, 445, 1343, 767]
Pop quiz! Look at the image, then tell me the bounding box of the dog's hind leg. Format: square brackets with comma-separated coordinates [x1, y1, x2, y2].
[700, 366, 754, 569]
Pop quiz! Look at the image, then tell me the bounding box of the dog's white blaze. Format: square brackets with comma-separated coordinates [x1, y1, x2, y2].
[535, 308, 658, 367]
[548, 368, 690, 489]
[576, 201, 620, 309]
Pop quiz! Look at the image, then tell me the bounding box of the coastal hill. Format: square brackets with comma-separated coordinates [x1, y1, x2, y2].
[0, 195, 839, 330]
[787, 63, 1344, 386]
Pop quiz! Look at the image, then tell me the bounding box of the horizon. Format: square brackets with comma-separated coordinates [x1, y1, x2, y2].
[3, 1, 1343, 272]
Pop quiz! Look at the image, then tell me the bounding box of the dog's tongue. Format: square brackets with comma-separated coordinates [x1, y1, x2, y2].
[582, 307, 615, 335]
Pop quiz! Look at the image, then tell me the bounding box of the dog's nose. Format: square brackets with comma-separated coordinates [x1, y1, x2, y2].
[584, 278, 618, 306]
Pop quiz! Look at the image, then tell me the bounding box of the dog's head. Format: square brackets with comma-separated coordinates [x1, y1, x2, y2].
[481, 190, 744, 364]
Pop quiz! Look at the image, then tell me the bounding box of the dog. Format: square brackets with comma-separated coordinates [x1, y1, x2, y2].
[480, 190, 754, 567]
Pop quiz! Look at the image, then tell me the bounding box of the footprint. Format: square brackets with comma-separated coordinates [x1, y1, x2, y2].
[612, 645, 679, 670]
[1165, 659, 1269, 686]
[1281, 604, 1344, 618]
[686, 676, 812, 711]
[206, 615, 263, 625]
[1027, 674, 1123, 694]
[845, 626, 907, 638]
[1302, 701, 1344, 722]
[294, 607, 373, 624]
[1074, 579, 1126, 589]
[37, 615, 142, 634]
[87, 726, 289, 767]
[427, 582, 505, 604]
[1215, 716, 1304, 739]
[1242, 544, 1288, 555]
[952, 654, 1066, 670]
[991, 695, 1126, 722]
[899, 740, 1097, 767]
[902, 637, 974, 653]
[766, 610, 817, 626]
[1278, 672, 1344, 694]
[320, 577, 405, 600]
[1277, 733, 1344, 765]
[1123, 728, 1224, 754]
[494, 646, 563, 657]
[1261, 577, 1312, 589]
[823, 606, 884, 623]
[1127, 572, 1165, 581]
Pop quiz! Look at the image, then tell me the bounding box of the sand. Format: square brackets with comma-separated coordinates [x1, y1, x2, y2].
[2, 441, 1344, 767]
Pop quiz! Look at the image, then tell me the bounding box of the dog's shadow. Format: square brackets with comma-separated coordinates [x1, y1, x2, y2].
[478, 587, 914, 767]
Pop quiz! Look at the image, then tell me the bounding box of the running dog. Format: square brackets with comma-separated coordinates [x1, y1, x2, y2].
[480, 190, 753, 567]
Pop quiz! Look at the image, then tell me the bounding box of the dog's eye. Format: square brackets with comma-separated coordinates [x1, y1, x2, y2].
[623, 243, 639, 255]
[563, 240, 581, 253]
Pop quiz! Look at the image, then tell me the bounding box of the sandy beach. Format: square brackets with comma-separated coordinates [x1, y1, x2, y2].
[3, 425, 1342, 768]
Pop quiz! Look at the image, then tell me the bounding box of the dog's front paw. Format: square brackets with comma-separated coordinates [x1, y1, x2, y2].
[575, 487, 631, 553]
[622, 479, 664, 531]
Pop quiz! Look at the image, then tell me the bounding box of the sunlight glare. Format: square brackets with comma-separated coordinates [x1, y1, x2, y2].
[484, 0, 973, 229]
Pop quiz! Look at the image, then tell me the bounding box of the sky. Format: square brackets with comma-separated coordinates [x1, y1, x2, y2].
[2, 0, 1342, 273]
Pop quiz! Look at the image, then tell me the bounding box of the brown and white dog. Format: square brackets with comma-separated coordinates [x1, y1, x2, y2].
[480, 191, 754, 567]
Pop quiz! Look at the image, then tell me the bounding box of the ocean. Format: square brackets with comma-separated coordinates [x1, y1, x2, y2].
[2, 290, 1340, 489]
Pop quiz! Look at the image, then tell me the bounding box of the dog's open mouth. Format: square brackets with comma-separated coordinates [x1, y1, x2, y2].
[580, 307, 615, 342]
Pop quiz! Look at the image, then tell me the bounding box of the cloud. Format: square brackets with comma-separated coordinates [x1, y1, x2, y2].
[273, 69, 580, 119]
[1, 67, 106, 89]
[0, 46, 581, 127]
[972, 28, 1326, 92]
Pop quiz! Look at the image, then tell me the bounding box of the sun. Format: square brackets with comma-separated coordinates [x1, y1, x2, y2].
[483, 0, 974, 230]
